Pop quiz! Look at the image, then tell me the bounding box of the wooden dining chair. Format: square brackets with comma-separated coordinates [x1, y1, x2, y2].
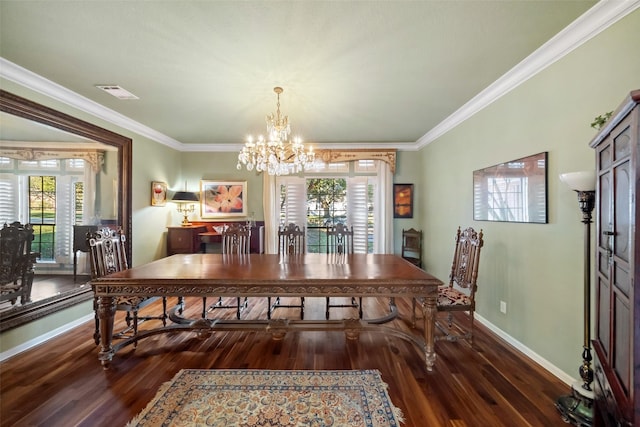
[414, 226, 484, 344]
[88, 227, 166, 346]
[204, 223, 250, 319]
[401, 228, 423, 268]
[325, 223, 362, 320]
[268, 223, 306, 319]
[0, 221, 38, 307]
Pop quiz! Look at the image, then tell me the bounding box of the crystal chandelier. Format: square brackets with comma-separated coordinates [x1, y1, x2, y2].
[237, 87, 315, 176]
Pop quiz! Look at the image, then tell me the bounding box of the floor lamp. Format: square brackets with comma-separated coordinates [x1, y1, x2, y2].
[556, 171, 596, 427]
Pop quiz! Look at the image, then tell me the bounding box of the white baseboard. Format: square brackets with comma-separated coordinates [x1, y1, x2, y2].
[0, 314, 93, 363]
[475, 313, 575, 386]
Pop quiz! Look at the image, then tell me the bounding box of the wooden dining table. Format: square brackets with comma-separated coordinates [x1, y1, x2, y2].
[91, 253, 442, 371]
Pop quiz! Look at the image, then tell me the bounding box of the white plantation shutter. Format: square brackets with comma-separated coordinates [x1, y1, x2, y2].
[82, 161, 96, 223]
[277, 176, 306, 228]
[54, 175, 73, 263]
[0, 173, 19, 224]
[347, 176, 368, 254]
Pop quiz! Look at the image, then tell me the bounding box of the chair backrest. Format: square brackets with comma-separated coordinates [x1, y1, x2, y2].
[278, 223, 306, 255]
[401, 228, 422, 262]
[326, 223, 354, 255]
[221, 223, 251, 255]
[449, 227, 484, 296]
[88, 227, 128, 279]
[0, 221, 37, 284]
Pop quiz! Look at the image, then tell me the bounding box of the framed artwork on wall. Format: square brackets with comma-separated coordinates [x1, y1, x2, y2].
[472, 151, 548, 223]
[200, 180, 247, 218]
[151, 181, 167, 206]
[393, 183, 414, 218]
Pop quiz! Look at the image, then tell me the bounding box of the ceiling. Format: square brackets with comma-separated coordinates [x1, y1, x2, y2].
[1, 1, 633, 152]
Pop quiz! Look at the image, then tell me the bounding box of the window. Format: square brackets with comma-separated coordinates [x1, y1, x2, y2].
[278, 161, 375, 253]
[29, 176, 57, 260]
[0, 157, 87, 265]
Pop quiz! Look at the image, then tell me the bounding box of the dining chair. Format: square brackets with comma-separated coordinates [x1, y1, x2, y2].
[204, 223, 250, 319]
[414, 226, 484, 344]
[88, 227, 166, 346]
[401, 228, 423, 268]
[268, 222, 306, 319]
[325, 223, 362, 320]
[0, 221, 38, 307]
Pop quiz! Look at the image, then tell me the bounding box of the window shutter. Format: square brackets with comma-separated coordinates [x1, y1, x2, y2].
[54, 175, 74, 263]
[277, 176, 306, 228]
[347, 177, 368, 254]
[0, 173, 19, 224]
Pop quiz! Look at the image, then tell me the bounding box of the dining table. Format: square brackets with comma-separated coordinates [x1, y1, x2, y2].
[91, 253, 443, 371]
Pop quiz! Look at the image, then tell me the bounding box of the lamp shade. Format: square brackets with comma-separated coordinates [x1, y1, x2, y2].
[172, 191, 199, 202]
[559, 171, 596, 192]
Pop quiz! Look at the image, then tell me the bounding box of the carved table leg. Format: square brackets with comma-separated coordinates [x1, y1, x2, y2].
[422, 291, 437, 371]
[97, 296, 116, 369]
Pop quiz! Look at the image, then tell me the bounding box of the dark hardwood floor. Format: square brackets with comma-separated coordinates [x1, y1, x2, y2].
[0, 296, 571, 426]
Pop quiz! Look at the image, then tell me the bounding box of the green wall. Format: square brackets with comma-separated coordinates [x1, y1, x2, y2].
[2, 10, 639, 383]
[418, 10, 640, 378]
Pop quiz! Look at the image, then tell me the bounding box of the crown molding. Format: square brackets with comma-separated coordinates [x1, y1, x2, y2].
[2, 0, 637, 153]
[0, 58, 186, 151]
[416, 0, 640, 148]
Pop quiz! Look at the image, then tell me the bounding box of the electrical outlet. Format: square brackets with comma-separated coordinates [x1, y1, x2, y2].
[500, 301, 507, 314]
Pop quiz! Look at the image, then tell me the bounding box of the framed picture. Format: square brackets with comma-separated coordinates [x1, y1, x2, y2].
[473, 151, 548, 223]
[151, 181, 167, 206]
[393, 183, 414, 218]
[201, 180, 248, 218]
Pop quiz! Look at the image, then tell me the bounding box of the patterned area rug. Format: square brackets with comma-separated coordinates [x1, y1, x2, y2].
[127, 369, 404, 426]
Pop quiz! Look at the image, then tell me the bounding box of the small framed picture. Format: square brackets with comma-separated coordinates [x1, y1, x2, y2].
[393, 183, 414, 218]
[201, 180, 247, 218]
[151, 181, 167, 206]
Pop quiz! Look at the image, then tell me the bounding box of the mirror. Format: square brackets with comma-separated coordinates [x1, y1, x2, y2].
[473, 151, 548, 224]
[0, 89, 132, 331]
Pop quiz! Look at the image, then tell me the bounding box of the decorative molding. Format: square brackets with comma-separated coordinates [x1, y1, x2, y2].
[315, 148, 397, 173]
[2, 1, 637, 152]
[0, 145, 105, 171]
[416, 0, 640, 148]
[0, 58, 184, 151]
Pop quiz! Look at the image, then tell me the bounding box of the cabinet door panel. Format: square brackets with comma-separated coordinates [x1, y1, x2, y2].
[612, 293, 630, 395]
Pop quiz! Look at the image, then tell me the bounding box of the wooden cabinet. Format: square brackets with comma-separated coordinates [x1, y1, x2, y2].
[590, 90, 640, 426]
[167, 225, 207, 255]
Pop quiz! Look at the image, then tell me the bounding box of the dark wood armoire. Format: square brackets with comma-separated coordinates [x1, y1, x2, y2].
[590, 89, 640, 426]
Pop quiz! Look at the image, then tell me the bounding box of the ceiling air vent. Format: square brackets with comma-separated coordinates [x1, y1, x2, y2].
[95, 85, 139, 100]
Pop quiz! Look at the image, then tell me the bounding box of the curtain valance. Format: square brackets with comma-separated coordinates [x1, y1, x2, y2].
[0, 146, 105, 172]
[315, 149, 397, 173]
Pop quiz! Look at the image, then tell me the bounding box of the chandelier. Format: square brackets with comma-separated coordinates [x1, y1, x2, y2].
[237, 87, 316, 176]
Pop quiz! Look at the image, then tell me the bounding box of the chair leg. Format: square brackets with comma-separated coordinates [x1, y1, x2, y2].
[162, 297, 167, 326]
[411, 297, 417, 327]
[300, 297, 305, 320]
[267, 297, 272, 320]
[326, 296, 360, 320]
[132, 309, 139, 348]
[93, 297, 100, 346]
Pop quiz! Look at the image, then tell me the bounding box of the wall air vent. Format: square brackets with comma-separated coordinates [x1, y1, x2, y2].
[95, 85, 139, 100]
